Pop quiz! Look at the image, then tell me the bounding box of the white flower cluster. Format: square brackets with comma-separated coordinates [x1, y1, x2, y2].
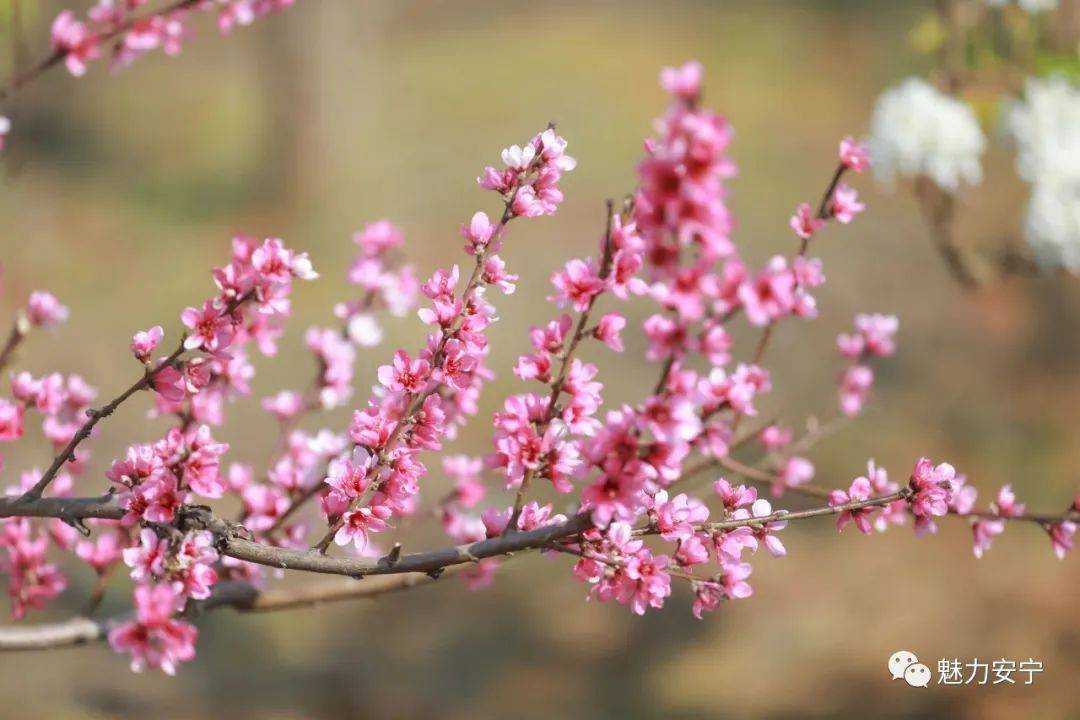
[985, 0, 1059, 13]
[1008, 76, 1080, 273]
[869, 78, 986, 192]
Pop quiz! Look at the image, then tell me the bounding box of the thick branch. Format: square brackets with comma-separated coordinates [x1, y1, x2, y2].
[225, 513, 594, 578]
[0, 492, 124, 522]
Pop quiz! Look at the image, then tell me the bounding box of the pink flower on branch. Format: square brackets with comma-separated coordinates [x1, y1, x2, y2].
[789, 203, 825, 241]
[108, 583, 197, 675]
[130, 326, 164, 362]
[26, 291, 69, 327]
[839, 136, 871, 172]
[829, 476, 877, 535]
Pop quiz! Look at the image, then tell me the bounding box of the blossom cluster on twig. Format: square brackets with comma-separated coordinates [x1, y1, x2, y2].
[0, 62, 1076, 674]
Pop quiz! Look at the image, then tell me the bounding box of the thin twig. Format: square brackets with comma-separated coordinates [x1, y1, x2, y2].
[506, 199, 617, 531]
[0, 0, 201, 105]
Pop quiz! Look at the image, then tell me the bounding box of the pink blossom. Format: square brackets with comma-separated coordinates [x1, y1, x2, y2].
[353, 220, 403, 257]
[839, 136, 871, 172]
[1047, 521, 1076, 560]
[907, 457, 956, 534]
[714, 478, 757, 511]
[758, 424, 792, 451]
[131, 326, 164, 362]
[594, 313, 626, 352]
[622, 549, 672, 615]
[482, 255, 518, 294]
[829, 476, 876, 535]
[659, 60, 703, 101]
[699, 322, 732, 365]
[347, 313, 384, 347]
[516, 501, 566, 532]
[653, 490, 709, 541]
[180, 425, 228, 499]
[0, 399, 25, 442]
[140, 472, 187, 524]
[674, 535, 710, 566]
[789, 203, 824, 241]
[581, 470, 645, 528]
[718, 559, 753, 600]
[324, 450, 370, 501]
[462, 211, 496, 254]
[2, 522, 68, 618]
[774, 456, 814, 497]
[123, 528, 169, 582]
[462, 559, 499, 590]
[839, 364, 874, 416]
[26, 291, 69, 327]
[108, 583, 198, 675]
[731, 499, 787, 557]
[152, 363, 186, 402]
[692, 581, 724, 618]
[262, 390, 305, 421]
[173, 531, 219, 600]
[377, 350, 431, 395]
[830, 184, 865, 224]
[181, 300, 233, 352]
[854, 314, 899, 357]
[335, 504, 393, 551]
[251, 237, 318, 283]
[241, 484, 290, 532]
[550, 258, 605, 312]
[50, 11, 100, 77]
[75, 531, 123, 573]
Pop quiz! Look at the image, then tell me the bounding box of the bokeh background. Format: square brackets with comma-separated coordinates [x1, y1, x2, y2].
[2, 1, 1080, 718]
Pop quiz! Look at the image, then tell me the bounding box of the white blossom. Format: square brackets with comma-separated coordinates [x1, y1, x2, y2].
[985, 0, 1058, 11]
[1008, 76, 1080, 273]
[869, 78, 985, 192]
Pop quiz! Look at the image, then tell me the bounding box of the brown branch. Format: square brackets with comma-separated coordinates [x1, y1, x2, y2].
[0, 312, 30, 373]
[0, 492, 124, 522]
[914, 176, 991, 289]
[225, 513, 594, 579]
[0, 570, 462, 652]
[701, 489, 909, 531]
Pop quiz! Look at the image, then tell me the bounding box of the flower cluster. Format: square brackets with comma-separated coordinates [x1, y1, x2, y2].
[50, 0, 295, 77]
[0, 518, 67, 619]
[836, 313, 898, 416]
[336, 220, 419, 347]
[93, 235, 314, 671]
[324, 127, 576, 556]
[1, 61, 1076, 678]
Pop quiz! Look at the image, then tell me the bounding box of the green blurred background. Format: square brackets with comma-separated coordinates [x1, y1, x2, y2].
[1, 1, 1079, 717]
